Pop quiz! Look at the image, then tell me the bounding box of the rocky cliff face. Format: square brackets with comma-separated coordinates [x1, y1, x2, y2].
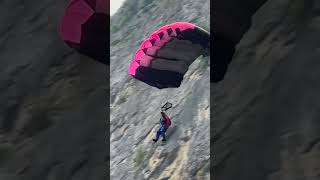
[1, 0, 318, 180]
[0, 0, 107, 179]
[110, 0, 210, 179]
[213, 0, 320, 179]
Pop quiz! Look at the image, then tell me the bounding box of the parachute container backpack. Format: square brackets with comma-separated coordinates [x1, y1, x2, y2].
[128, 22, 210, 89]
[164, 113, 171, 128]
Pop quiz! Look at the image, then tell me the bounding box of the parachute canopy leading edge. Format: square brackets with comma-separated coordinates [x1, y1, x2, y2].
[128, 22, 210, 89]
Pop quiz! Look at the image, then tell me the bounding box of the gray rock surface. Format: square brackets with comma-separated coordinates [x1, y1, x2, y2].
[0, 0, 107, 179]
[213, 0, 320, 179]
[110, 0, 210, 179]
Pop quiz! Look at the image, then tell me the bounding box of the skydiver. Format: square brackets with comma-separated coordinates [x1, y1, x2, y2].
[153, 111, 171, 143]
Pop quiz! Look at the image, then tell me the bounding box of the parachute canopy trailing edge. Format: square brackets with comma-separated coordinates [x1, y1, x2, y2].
[128, 22, 210, 89]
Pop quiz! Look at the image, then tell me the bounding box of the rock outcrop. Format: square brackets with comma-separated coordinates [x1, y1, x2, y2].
[213, 0, 320, 179]
[0, 1, 107, 179]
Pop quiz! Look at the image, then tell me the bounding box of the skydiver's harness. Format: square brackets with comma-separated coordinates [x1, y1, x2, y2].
[160, 102, 172, 128]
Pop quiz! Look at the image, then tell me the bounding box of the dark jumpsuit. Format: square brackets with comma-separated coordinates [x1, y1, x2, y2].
[153, 118, 167, 142]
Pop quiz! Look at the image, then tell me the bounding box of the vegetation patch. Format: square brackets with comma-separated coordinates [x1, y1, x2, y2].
[133, 146, 146, 167]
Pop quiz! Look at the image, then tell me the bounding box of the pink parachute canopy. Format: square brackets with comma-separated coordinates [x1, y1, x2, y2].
[128, 22, 210, 89]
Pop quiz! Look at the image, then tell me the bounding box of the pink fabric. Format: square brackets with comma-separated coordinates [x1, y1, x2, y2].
[128, 22, 195, 76]
[140, 56, 153, 66]
[94, 0, 108, 13]
[128, 61, 139, 75]
[145, 46, 160, 56]
[59, 0, 94, 43]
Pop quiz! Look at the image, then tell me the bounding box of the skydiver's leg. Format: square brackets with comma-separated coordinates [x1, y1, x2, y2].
[161, 132, 166, 141]
[153, 130, 161, 142]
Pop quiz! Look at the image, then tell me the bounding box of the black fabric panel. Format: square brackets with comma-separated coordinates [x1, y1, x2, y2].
[79, 13, 108, 65]
[142, 48, 148, 54]
[146, 53, 179, 61]
[150, 38, 156, 45]
[84, 0, 95, 10]
[179, 27, 210, 49]
[175, 28, 181, 35]
[153, 37, 202, 63]
[149, 57, 189, 74]
[158, 32, 164, 39]
[134, 66, 184, 89]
